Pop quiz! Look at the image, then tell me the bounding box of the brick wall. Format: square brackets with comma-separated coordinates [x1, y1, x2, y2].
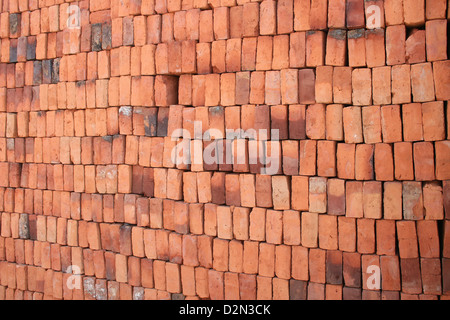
[0, 0, 449, 300]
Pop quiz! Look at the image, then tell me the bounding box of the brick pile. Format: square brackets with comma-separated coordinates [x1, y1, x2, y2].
[0, 0, 449, 300]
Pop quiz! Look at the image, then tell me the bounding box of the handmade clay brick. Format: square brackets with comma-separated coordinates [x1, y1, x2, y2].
[405, 29, 426, 64]
[305, 104, 325, 140]
[298, 69, 315, 104]
[410, 63, 435, 103]
[272, 176, 290, 210]
[363, 181, 382, 219]
[403, 0, 425, 26]
[277, 0, 294, 34]
[347, 29, 366, 67]
[333, 67, 352, 105]
[317, 140, 336, 177]
[355, 144, 374, 181]
[352, 68, 372, 106]
[413, 142, 435, 181]
[343, 106, 363, 143]
[374, 143, 394, 181]
[435, 141, 450, 180]
[319, 215, 338, 250]
[265, 71, 281, 105]
[314, 66, 333, 103]
[336, 143, 355, 180]
[357, 219, 375, 254]
[362, 105, 382, 143]
[421, 101, 445, 141]
[346, 0, 365, 29]
[372, 67, 391, 105]
[326, 29, 347, 66]
[385, 25, 406, 65]
[433, 60, 450, 101]
[325, 104, 343, 141]
[306, 31, 325, 67]
[213, 7, 229, 41]
[403, 181, 424, 220]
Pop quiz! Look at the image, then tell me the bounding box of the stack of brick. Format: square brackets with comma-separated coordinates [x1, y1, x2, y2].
[0, 0, 449, 300]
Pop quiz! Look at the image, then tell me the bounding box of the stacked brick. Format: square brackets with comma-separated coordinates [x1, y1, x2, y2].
[0, 0, 449, 300]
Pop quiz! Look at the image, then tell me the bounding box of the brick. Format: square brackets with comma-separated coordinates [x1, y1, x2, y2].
[444, 181, 450, 220]
[365, 29, 386, 67]
[298, 69, 315, 104]
[357, 219, 375, 254]
[305, 104, 325, 140]
[309, 248, 326, 284]
[346, 0, 365, 28]
[436, 141, 450, 180]
[325, 104, 343, 141]
[272, 176, 290, 210]
[422, 182, 444, 220]
[326, 29, 347, 66]
[433, 60, 450, 101]
[265, 71, 281, 105]
[421, 258, 442, 295]
[342, 252, 362, 289]
[315, 66, 333, 103]
[309, 177, 327, 213]
[277, 0, 293, 34]
[379, 255, 401, 291]
[384, 0, 404, 25]
[337, 217, 356, 252]
[306, 31, 325, 67]
[299, 140, 316, 176]
[406, 29, 426, 64]
[417, 220, 440, 258]
[336, 143, 355, 180]
[381, 105, 402, 143]
[220, 73, 236, 107]
[422, 101, 445, 141]
[319, 215, 338, 250]
[343, 106, 363, 143]
[352, 68, 372, 106]
[233, 207, 250, 241]
[355, 144, 374, 181]
[374, 143, 394, 181]
[403, 181, 424, 220]
[404, 0, 425, 26]
[444, 259, 450, 295]
[348, 29, 366, 67]
[212, 7, 229, 41]
[363, 181, 382, 219]
[401, 258, 423, 294]
[199, 10, 213, 43]
[333, 67, 352, 105]
[317, 140, 336, 177]
[411, 63, 435, 102]
[425, 0, 447, 19]
[413, 142, 435, 181]
[372, 67, 391, 105]
[386, 25, 406, 65]
[229, 6, 243, 39]
[402, 103, 423, 142]
[326, 178, 345, 215]
[328, 0, 346, 28]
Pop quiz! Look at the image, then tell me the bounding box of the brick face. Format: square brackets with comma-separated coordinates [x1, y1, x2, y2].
[0, 0, 448, 302]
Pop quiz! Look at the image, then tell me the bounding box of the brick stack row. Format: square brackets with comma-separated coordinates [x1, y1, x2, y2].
[0, 0, 449, 300]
